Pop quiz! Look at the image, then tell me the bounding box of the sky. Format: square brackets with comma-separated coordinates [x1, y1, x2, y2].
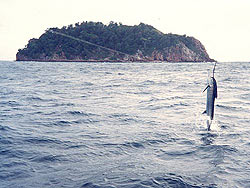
[1, 0, 250, 62]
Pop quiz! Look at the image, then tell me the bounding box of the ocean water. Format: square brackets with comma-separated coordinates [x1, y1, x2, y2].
[0, 61, 250, 188]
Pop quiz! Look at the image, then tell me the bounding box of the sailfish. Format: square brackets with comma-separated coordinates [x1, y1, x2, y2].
[203, 63, 217, 130]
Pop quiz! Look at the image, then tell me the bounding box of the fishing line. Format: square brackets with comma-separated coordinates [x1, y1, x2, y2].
[212, 62, 217, 77]
[49, 30, 134, 58]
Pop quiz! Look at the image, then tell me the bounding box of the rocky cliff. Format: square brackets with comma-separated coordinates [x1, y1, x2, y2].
[16, 22, 215, 62]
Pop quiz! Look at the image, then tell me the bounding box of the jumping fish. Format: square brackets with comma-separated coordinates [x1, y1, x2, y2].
[203, 76, 217, 120]
[203, 63, 217, 130]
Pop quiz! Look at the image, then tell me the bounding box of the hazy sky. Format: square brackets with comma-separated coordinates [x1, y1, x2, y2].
[1, 0, 250, 62]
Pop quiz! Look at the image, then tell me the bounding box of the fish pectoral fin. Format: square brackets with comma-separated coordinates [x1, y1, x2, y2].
[202, 110, 207, 114]
[202, 85, 210, 92]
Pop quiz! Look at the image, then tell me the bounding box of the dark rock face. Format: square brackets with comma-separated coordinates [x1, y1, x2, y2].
[16, 22, 215, 62]
[159, 37, 212, 62]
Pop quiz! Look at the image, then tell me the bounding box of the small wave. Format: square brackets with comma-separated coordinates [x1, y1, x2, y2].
[105, 84, 121, 88]
[102, 141, 145, 150]
[115, 142, 145, 149]
[73, 118, 100, 125]
[83, 82, 94, 86]
[198, 132, 218, 138]
[31, 154, 64, 163]
[216, 104, 244, 112]
[216, 104, 234, 110]
[109, 113, 130, 118]
[145, 139, 166, 146]
[88, 173, 216, 188]
[198, 144, 238, 158]
[159, 148, 196, 157]
[0, 137, 13, 145]
[26, 96, 44, 101]
[225, 133, 241, 139]
[104, 72, 112, 75]
[53, 120, 71, 126]
[108, 113, 140, 124]
[1, 161, 27, 168]
[222, 77, 233, 82]
[239, 93, 250, 100]
[0, 149, 18, 158]
[67, 111, 96, 117]
[81, 182, 116, 188]
[139, 97, 166, 104]
[25, 96, 57, 104]
[52, 119, 99, 126]
[0, 148, 29, 158]
[168, 96, 184, 100]
[67, 144, 90, 149]
[79, 68, 90, 73]
[199, 132, 218, 145]
[0, 100, 20, 107]
[0, 89, 15, 96]
[145, 102, 189, 111]
[123, 142, 145, 149]
[138, 80, 155, 86]
[51, 102, 75, 107]
[0, 169, 31, 181]
[150, 174, 215, 188]
[130, 91, 151, 95]
[0, 124, 15, 132]
[24, 137, 62, 145]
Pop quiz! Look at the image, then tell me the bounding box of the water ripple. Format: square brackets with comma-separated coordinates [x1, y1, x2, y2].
[0, 61, 249, 188]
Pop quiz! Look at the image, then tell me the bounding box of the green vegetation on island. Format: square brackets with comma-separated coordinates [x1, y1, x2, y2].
[16, 21, 215, 62]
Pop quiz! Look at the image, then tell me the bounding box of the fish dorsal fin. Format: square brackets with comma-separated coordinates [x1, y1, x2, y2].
[203, 85, 210, 92]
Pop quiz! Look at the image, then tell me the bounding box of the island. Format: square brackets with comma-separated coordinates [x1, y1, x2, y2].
[16, 21, 215, 62]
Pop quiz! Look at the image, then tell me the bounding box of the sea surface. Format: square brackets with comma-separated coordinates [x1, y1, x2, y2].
[0, 61, 250, 188]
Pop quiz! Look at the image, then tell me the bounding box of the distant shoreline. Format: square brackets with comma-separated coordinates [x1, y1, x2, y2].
[3, 60, 250, 63]
[15, 59, 214, 63]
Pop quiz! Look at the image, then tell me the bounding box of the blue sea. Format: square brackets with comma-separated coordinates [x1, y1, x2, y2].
[0, 61, 250, 188]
